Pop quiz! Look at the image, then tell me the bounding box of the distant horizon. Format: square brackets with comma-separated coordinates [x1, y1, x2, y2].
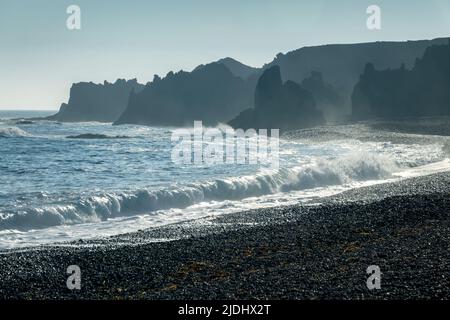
[2, 0, 450, 108]
[0, 107, 57, 111]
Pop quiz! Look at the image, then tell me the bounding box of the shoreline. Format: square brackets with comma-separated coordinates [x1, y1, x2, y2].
[0, 172, 449, 299]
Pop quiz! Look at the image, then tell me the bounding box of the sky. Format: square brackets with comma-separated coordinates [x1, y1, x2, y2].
[1, 0, 450, 110]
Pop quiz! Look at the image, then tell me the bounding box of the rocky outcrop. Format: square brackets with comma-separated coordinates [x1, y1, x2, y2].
[47, 38, 449, 125]
[265, 37, 450, 116]
[47, 79, 144, 122]
[352, 41, 450, 120]
[229, 66, 324, 131]
[115, 63, 256, 126]
[301, 71, 345, 123]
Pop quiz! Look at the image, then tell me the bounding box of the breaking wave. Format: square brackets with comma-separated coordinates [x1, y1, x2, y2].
[0, 127, 30, 138]
[0, 152, 398, 231]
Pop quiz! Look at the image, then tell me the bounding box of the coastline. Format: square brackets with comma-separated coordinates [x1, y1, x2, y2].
[2, 3, 450, 306]
[1, 171, 449, 300]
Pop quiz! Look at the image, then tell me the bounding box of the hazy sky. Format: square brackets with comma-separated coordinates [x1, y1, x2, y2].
[1, 0, 450, 109]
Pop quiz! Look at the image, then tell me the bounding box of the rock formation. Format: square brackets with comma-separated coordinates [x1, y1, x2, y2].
[48, 79, 144, 122]
[229, 66, 324, 131]
[352, 41, 450, 120]
[115, 63, 256, 126]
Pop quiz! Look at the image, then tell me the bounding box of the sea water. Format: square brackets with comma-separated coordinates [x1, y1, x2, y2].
[0, 110, 449, 249]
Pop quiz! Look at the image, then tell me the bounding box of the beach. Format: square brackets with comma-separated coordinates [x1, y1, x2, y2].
[2, 2, 450, 305]
[1, 171, 449, 300]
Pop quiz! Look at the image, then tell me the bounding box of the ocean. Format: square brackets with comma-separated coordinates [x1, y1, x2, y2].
[0, 110, 449, 250]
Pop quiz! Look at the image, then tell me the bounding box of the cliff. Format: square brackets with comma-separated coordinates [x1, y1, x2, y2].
[216, 57, 260, 80]
[115, 63, 256, 126]
[301, 71, 345, 122]
[47, 79, 144, 122]
[49, 38, 450, 125]
[265, 37, 450, 115]
[228, 66, 324, 131]
[352, 41, 450, 120]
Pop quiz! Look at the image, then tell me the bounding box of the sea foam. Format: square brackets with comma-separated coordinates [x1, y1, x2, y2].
[0, 152, 399, 231]
[0, 127, 30, 138]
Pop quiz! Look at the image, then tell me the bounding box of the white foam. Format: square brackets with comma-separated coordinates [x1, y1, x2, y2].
[0, 151, 401, 232]
[1, 127, 449, 250]
[2, 156, 450, 251]
[0, 127, 30, 138]
[393, 158, 450, 178]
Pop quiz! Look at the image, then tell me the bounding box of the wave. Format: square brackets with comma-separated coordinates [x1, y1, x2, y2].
[0, 127, 30, 138]
[0, 152, 399, 231]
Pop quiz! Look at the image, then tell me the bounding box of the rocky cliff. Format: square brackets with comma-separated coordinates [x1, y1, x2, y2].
[265, 37, 450, 116]
[352, 41, 450, 120]
[229, 66, 324, 131]
[115, 63, 256, 126]
[48, 79, 144, 122]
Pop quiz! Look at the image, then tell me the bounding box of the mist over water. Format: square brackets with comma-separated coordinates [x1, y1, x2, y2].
[0, 111, 449, 249]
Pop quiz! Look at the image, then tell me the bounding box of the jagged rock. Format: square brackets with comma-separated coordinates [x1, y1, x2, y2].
[301, 71, 345, 122]
[229, 66, 324, 131]
[115, 63, 256, 126]
[352, 41, 450, 120]
[265, 37, 449, 115]
[47, 79, 144, 123]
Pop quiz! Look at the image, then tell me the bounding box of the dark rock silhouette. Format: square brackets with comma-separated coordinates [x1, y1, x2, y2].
[66, 133, 129, 139]
[47, 79, 144, 122]
[48, 38, 449, 125]
[117, 39, 447, 127]
[352, 41, 450, 120]
[265, 38, 450, 116]
[14, 120, 34, 125]
[194, 57, 259, 80]
[229, 66, 324, 131]
[215, 57, 259, 80]
[115, 62, 256, 126]
[301, 71, 345, 123]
